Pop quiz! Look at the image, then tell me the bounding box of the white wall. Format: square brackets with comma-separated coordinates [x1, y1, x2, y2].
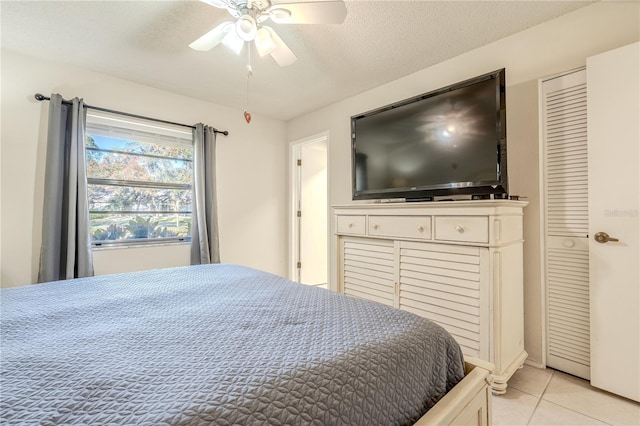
[286, 2, 640, 366]
[1, 50, 288, 288]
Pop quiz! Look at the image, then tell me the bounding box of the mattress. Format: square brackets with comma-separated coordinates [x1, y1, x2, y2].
[1, 264, 464, 425]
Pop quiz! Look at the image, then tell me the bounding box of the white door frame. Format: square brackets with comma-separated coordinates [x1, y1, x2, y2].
[288, 131, 330, 282]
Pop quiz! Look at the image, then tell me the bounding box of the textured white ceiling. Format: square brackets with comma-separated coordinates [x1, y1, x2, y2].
[1, 1, 593, 121]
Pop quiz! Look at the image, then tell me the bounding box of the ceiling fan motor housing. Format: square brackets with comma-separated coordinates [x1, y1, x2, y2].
[236, 0, 272, 13]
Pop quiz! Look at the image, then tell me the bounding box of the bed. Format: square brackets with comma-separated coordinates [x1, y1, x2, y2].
[0, 264, 492, 425]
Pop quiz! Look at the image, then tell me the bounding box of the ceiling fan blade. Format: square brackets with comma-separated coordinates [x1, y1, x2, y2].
[263, 26, 297, 66]
[200, 0, 241, 18]
[269, 1, 347, 24]
[189, 22, 234, 51]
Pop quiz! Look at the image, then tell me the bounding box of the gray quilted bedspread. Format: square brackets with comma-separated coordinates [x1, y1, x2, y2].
[1, 264, 464, 425]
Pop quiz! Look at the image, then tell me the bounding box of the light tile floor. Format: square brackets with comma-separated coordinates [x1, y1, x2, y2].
[492, 365, 640, 425]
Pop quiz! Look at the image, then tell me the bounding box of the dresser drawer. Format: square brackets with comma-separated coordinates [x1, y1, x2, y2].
[435, 216, 489, 243]
[368, 215, 431, 239]
[336, 215, 366, 235]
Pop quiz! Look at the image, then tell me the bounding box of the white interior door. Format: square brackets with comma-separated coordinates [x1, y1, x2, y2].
[587, 42, 639, 402]
[541, 69, 591, 380]
[292, 137, 328, 285]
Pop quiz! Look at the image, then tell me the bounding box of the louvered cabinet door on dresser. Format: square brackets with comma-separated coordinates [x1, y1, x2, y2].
[540, 69, 591, 380]
[398, 241, 490, 360]
[334, 201, 527, 394]
[341, 238, 395, 307]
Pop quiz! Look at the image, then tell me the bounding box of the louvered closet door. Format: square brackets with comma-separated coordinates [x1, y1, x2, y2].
[542, 69, 590, 380]
[398, 241, 488, 359]
[341, 238, 395, 307]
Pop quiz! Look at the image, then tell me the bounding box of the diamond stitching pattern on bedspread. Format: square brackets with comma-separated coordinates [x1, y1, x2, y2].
[1, 264, 464, 425]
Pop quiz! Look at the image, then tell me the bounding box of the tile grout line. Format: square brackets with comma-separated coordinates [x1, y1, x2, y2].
[533, 399, 616, 426]
[527, 369, 618, 426]
[526, 369, 555, 425]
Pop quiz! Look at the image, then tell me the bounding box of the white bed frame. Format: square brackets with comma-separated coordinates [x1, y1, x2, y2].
[415, 357, 494, 426]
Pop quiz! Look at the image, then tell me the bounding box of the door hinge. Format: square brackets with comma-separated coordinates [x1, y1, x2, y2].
[297, 210, 301, 218]
[297, 159, 302, 166]
[297, 261, 302, 269]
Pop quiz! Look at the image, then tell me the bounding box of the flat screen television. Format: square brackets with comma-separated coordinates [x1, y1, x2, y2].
[351, 68, 507, 201]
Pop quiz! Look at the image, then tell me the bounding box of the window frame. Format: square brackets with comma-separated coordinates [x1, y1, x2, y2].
[85, 112, 194, 248]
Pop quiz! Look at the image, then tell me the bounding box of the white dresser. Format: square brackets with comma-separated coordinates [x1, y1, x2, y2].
[333, 200, 528, 394]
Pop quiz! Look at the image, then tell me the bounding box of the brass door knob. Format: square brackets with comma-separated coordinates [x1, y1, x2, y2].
[594, 232, 619, 244]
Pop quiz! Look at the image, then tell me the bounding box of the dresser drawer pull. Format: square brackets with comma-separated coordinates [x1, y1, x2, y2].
[372, 224, 379, 230]
[348, 223, 354, 228]
[417, 225, 424, 232]
[456, 225, 465, 234]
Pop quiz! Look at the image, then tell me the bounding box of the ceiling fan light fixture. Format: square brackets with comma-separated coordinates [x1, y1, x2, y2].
[254, 27, 276, 56]
[235, 14, 258, 41]
[222, 28, 245, 55]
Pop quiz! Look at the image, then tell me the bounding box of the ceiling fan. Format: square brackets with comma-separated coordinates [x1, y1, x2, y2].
[189, 0, 347, 66]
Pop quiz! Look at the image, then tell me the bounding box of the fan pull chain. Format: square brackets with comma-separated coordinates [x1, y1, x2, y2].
[244, 44, 252, 124]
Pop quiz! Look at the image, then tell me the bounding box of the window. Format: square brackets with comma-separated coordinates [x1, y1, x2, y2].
[85, 112, 193, 246]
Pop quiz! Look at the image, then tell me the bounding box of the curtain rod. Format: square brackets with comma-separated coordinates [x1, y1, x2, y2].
[34, 93, 229, 136]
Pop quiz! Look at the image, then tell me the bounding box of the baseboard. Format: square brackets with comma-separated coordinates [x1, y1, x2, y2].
[524, 359, 545, 369]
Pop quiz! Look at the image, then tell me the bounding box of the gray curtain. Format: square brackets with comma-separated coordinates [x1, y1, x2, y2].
[191, 123, 220, 264]
[38, 94, 94, 282]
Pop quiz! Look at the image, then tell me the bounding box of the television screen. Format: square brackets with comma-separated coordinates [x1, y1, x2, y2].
[352, 69, 506, 200]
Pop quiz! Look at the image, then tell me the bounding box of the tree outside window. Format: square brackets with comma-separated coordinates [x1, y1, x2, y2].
[85, 114, 193, 246]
